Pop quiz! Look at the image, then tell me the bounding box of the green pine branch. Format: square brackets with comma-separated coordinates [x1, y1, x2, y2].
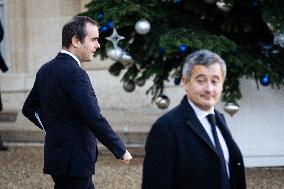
[80, 0, 284, 106]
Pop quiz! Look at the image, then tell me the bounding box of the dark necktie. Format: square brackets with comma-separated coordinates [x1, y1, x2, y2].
[207, 114, 230, 189]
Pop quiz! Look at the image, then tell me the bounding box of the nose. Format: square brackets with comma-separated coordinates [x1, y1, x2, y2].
[205, 82, 214, 92]
[96, 41, 100, 49]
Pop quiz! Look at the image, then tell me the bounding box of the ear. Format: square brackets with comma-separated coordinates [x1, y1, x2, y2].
[220, 77, 225, 91]
[71, 36, 81, 48]
[220, 81, 224, 92]
[182, 76, 189, 92]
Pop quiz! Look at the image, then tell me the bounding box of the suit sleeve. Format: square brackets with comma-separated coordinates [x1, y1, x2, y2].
[142, 119, 176, 189]
[65, 68, 126, 159]
[22, 74, 44, 130]
[0, 54, 8, 73]
[0, 20, 8, 73]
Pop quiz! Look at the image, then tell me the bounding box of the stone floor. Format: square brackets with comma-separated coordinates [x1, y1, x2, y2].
[0, 146, 283, 189]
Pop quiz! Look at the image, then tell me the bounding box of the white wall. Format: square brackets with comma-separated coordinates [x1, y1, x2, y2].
[224, 79, 284, 167]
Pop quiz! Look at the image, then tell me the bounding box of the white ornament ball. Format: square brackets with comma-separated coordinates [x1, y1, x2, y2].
[135, 20, 151, 35]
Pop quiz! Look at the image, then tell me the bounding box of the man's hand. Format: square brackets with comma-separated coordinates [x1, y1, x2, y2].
[122, 150, 132, 164]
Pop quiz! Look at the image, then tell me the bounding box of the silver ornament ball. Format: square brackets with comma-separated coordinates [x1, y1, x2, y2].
[107, 48, 133, 67]
[135, 20, 151, 35]
[123, 81, 136, 93]
[136, 78, 146, 87]
[224, 103, 239, 116]
[155, 95, 170, 109]
[120, 54, 133, 67]
[107, 47, 124, 61]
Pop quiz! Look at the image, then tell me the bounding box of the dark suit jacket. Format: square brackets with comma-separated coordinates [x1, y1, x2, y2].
[142, 96, 246, 189]
[22, 53, 126, 177]
[0, 51, 7, 111]
[0, 20, 8, 111]
[0, 20, 8, 73]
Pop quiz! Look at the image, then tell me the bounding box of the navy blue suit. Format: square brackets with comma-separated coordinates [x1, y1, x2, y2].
[142, 96, 246, 189]
[22, 53, 126, 178]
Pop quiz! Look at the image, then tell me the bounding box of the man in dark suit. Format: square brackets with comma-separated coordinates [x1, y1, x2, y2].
[142, 49, 246, 189]
[0, 19, 9, 151]
[22, 16, 132, 189]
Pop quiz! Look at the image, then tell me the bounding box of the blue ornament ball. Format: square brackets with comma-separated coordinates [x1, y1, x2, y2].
[97, 14, 103, 21]
[106, 21, 113, 29]
[179, 44, 188, 54]
[260, 74, 270, 86]
[174, 76, 181, 85]
[101, 25, 108, 33]
[159, 47, 166, 55]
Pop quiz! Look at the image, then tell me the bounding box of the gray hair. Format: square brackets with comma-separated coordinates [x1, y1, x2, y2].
[182, 49, 227, 80]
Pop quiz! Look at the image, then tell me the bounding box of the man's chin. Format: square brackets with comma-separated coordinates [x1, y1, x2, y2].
[199, 101, 215, 111]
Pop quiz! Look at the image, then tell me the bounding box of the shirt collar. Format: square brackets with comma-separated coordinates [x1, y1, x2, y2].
[187, 98, 215, 120]
[60, 49, 81, 67]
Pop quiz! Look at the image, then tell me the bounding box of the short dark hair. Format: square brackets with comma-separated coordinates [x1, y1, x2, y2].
[62, 16, 99, 48]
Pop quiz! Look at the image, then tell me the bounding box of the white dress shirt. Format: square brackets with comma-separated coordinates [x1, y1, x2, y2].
[187, 99, 230, 177]
[60, 49, 81, 67]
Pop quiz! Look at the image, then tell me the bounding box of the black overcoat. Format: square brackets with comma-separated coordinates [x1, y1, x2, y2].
[142, 96, 246, 189]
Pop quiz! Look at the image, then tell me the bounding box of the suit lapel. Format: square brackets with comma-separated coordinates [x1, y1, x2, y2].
[180, 96, 218, 156]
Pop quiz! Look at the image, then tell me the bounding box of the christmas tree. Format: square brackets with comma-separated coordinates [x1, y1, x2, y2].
[80, 0, 284, 110]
